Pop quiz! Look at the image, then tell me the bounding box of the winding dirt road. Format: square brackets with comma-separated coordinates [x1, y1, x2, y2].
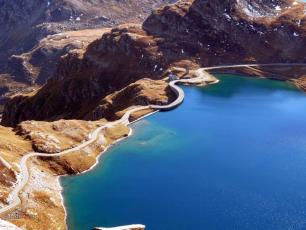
[1, 63, 306, 228]
[0, 72, 213, 216]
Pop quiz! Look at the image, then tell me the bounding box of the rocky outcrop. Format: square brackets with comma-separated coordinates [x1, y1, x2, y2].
[2, 0, 306, 127]
[0, 0, 175, 63]
[15, 119, 100, 153]
[8, 28, 110, 85]
[0, 0, 175, 105]
[143, 0, 306, 62]
[1, 24, 170, 126]
[86, 78, 174, 121]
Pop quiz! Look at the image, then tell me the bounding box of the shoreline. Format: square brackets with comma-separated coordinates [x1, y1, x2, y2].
[48, 78, 215, 230]
[59, 78, 218, 229]
[59, 111, 158, 230]
[2, 63, 306, 229]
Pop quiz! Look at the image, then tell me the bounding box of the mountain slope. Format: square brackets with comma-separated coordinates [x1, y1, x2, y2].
[2, 0, 306, 126]
[0, 0, 175, 106]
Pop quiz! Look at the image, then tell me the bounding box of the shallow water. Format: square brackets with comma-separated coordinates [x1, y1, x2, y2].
[62, 75, 306, 230]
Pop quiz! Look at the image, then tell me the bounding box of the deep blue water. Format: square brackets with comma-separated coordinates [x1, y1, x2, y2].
[62, 75, 306, 230]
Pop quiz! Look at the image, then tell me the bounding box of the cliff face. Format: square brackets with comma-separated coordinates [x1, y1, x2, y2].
[2, 0, 306, 126]
[143, 0, 305, 62]
[8, 28, 110, 85]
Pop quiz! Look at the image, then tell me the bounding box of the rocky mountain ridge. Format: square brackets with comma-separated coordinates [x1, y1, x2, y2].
[0, 0, 175, 59]
[0, 0, 175, 106]
[2, 0, 306, 127]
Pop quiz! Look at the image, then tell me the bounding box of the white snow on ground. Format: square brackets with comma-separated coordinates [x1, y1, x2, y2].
[223, 13, 231, 21]
[238, 1, 286, 18]
[0, 219, 22, 230]
[297, 19, 301, 27]
[275, 5, 281, 11]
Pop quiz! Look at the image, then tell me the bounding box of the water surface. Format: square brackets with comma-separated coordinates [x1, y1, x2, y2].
[62, 75, 306, 230]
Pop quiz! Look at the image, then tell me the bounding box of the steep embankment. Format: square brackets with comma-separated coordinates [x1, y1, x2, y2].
[3, 0, 306, 127]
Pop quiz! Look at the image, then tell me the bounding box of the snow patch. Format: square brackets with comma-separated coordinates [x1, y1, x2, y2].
[275, 6, 281, 11]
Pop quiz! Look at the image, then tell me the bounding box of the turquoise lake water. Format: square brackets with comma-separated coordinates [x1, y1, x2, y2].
[62, 75, 306, 230]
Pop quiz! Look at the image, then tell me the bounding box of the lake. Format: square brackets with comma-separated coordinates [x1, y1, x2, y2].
[62, 75, 306, 230]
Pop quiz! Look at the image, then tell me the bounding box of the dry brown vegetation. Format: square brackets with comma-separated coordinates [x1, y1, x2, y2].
[0, 118, 134, 230]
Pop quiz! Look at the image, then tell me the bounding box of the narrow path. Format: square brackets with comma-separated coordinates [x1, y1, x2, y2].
[203, 63, 306, 71]
[0, 75, 211, 216]
[1, 62, 306, 222]
[0, 106, 150, 215]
